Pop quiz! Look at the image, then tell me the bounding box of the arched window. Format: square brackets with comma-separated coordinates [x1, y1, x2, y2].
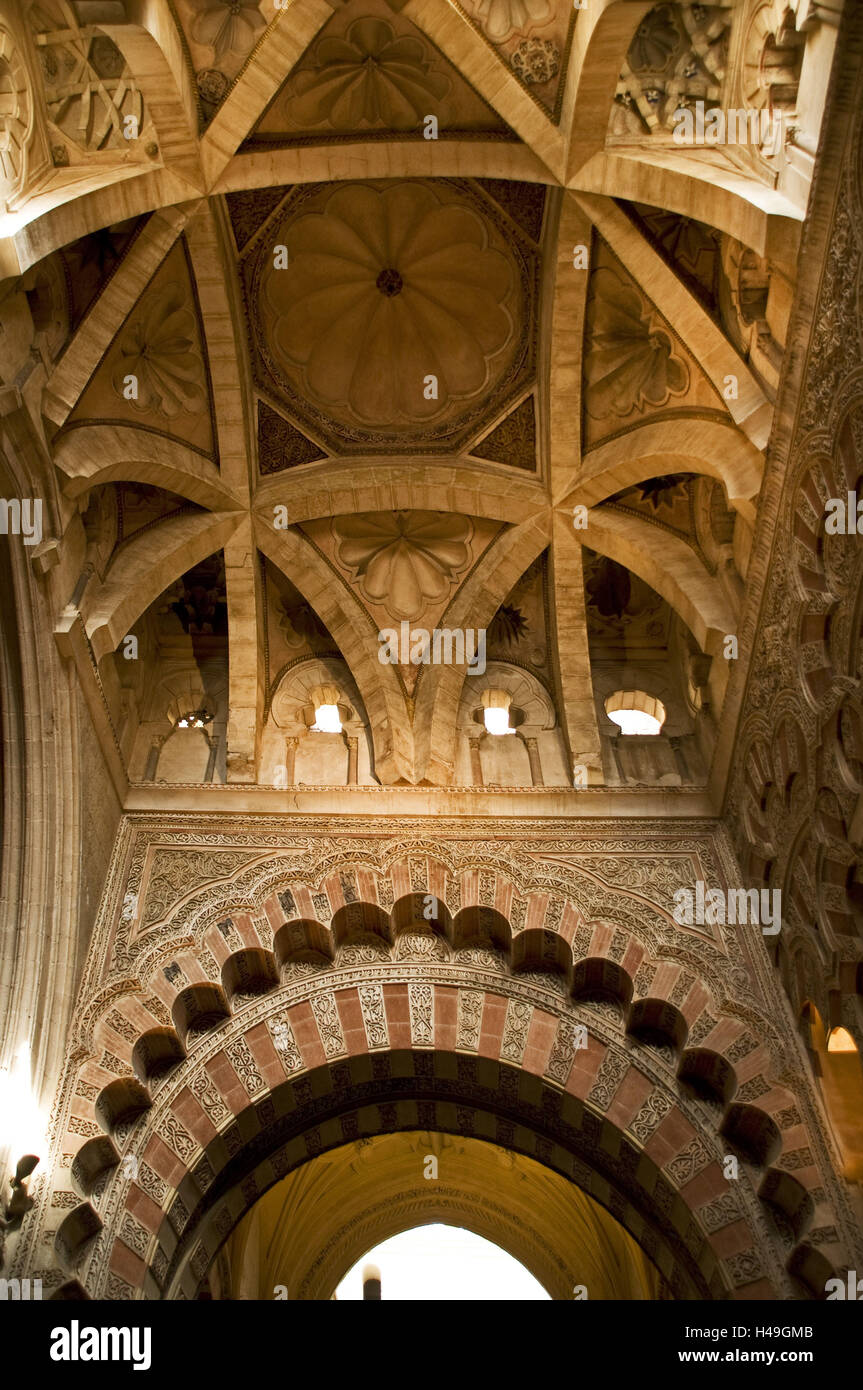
[605, 690, 666, 735]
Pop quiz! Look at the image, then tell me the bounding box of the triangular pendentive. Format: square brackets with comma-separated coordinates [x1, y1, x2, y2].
[240, 0, 519, 147]
[258, 400, 327, 473]
[67, 237, 216, 459]
[471, 395, 537, 472]
[582, 235, 725, 449]
[226, 187, 292, 254]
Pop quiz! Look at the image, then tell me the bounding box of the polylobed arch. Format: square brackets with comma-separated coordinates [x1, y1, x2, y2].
[573, 955, 633, 1008]
[391, 892, 452, 938]
[721, 1103, 783, 1168]
[628, 997, 688, 1051]
[132, 1027, 185, 1085]
[331, 901, 392, 945]
[63, 1035, 754, 1301]
[512, 927, 574, 983]
[452, 905, 511, 952]
[677, 1048, 737, 1107]
[273, 918, 335, 971]
[221, 949, 279, 1005]
[171, 983, 230, 1046]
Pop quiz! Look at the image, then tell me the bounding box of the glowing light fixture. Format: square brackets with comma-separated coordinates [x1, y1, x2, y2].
[605, 690, 666, 736]
[0, 1045, 44, 1161]
[483, 707, 512, 736]
[482, 689, 514, 736]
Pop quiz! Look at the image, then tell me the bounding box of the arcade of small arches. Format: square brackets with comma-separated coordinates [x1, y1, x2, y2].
[32, 847, 859, 1301]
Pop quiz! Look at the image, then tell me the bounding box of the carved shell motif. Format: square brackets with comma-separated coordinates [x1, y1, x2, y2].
[111, 283, 207, 419]
[585, 267, 689, 418]
[289, 19, 450, 130]
[333, 511, 473, 622]
[475, 0, 554, 44]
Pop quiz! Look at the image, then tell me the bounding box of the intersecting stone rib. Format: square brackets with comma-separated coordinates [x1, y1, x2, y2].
[413, 511, 550, 784]
[98, 19, 202, 188]
[549, 512, 603, 784]
[563, 0, 652, 183]
[199, 0, 336, 188]
[575, 193, 772, 448]
[42, 207, 191, 426]
[254, 461, 545, 527]
[84, 511, 242, 662]
[585, 505, 735, 656]
[216, 142, 552, 196]
[255, 519, 414, 785]
[571, 152, 797, 257]
[546, 192, 592, 504]
[53, 425, 239, 511]
[572, 418, 763, 524]
[184, 202, 252, 500]
[402, 0, 566, 182]
[224, 519, 264, 783]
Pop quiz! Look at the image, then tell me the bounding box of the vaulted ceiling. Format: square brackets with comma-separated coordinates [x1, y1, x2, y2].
[0, 0, 837, 790]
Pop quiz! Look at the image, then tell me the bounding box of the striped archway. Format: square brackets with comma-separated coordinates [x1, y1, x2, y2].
[43, 844, 845, 1300]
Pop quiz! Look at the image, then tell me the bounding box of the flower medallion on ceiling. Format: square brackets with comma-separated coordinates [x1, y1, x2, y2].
[189, 0, 265, 63]
[110, 283, 207, 419]
[297, 510, 500, 669]
[290, 18, 451, 131]
[476, 0, 554, 43]
[178, 0, 265, 113]
[247, 179, 535, 452]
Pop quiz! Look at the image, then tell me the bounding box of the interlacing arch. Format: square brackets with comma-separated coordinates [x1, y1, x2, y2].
[50, 851, 846, 1300]
[8, 1, 823, 788]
